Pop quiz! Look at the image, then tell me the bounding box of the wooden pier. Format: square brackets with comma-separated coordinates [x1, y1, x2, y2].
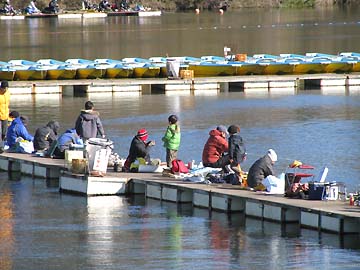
[6, 73, 360, 96]
[0, 152, 359, 235]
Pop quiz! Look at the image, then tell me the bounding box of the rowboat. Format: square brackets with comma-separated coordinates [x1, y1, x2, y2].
[306, 53, 353, 74]
[94, 59, 133, 78]
[127, 62, 161, 78]
[0, 61, 15, 81]
[279, 54, 324, 74]
[122, 58, 161, 78]
[8, 60, 47, 80]
[65, 59, 105, 79]
[37, 59, 77, 80]
[339, 52, 360, 72]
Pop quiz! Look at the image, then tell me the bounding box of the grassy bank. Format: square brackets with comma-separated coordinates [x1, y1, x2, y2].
[7, 0, 359, 12]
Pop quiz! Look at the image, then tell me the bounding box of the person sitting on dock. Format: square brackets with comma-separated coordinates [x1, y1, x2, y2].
[227, 124, 247, 172]
[98, 0, 111, 11]
[52, 128, 83, 159]
[202, 125, 230, 169]
[247, 149, 277, 190]
[33, 120, 60, 154]
[123, 128, 155, 172]
[25, 0, 40, 14]
[75, 100, 105, 143]
[2, 0, 16, 15]
[43, 0, 59, 14]
[119, 0, 130, 11]
[6, 112, 34, 153]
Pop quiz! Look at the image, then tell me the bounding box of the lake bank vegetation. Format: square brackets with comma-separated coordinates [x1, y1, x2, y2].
[6, 0, 359, 12]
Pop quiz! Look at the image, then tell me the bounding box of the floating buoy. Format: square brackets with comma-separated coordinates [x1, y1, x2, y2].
[219, 9, 224, 15]
[195, 8, 200, 14]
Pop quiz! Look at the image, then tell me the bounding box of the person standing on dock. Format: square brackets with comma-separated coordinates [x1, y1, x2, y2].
[202, 125, 230, 169]
[247, 149, 277, 190]
[227, 124, 247, 172]
[162, 114, 181, 168]
[75, 100, 105, 143]
[0, 81, 10, 153]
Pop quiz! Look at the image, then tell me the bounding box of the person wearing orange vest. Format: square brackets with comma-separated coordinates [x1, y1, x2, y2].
[0, 81, 10, 153]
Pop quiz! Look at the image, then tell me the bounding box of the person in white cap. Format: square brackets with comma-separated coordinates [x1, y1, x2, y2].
[247, 149, 277, 189]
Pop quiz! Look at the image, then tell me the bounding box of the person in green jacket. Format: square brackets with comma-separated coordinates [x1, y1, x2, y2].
[162, 114, 181, 167]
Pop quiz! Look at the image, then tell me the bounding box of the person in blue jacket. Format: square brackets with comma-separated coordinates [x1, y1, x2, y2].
[53, 128, 83, 158]
[6, 112, 34, 150]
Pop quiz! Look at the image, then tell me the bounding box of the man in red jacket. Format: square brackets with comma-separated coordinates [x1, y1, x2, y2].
[202, 125, 230, 168]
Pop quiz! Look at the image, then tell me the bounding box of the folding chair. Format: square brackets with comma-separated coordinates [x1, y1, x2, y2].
[46, 140, 59, 158]
[285, 161, 315, 192]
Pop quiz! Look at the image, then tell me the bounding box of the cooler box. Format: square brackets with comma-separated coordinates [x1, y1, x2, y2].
[86, 138, 113, 174]
[308, 182, 328, 200]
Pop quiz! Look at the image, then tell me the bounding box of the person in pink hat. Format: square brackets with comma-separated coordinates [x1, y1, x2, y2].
[123, 128, 155, 172]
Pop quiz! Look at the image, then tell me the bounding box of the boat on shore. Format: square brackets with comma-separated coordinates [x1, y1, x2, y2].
[122, 58, 161, 78]
[94, 59, 134, 78]
[8, 60, 47, 80]
[306, 53, 353, 74]
[65, 59, 105, 79]
[37, 59, 77, 80]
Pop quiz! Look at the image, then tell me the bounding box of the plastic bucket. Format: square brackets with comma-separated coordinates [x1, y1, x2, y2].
[86, 138, 113, 173]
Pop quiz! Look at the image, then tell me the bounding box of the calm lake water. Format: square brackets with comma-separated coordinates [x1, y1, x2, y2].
[1, 7, 360, 270]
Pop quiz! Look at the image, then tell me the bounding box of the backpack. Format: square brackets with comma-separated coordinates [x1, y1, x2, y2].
[171, 159, 189, 174]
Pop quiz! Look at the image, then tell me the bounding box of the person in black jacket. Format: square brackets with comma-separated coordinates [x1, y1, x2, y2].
[75, 101, 105, 142]
[227, 125, 246, 171]
[247, 149, 277, 189]
[123, 129, 155, 172]
[33, 120, 60, 152]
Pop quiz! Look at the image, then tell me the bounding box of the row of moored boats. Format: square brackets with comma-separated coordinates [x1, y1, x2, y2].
[1, 52, 360, 81]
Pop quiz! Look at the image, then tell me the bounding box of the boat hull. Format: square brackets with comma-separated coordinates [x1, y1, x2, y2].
[352, 62, 360, 72]
[132, 66, 160, 78]
[0, 70, 15, 81]
[324, 62, 353, 73]
[75, 68, 104, 79]
[188, 64, 236, 77]
[292, 63, 325, 74]
[105, 67, 133, 78]
[261, 63, 293, 75]
[14, 69, 47, 80]
[46, 69, 77, 80]
[234, 63, 264, 75]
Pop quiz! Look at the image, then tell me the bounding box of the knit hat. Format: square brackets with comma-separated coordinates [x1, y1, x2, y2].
[137, 128, 148, 141]
[1, 80, 9, 88]
[267, 149, 277, 162]
[216, 125, 228, 135]
[227, 125, 240, 135]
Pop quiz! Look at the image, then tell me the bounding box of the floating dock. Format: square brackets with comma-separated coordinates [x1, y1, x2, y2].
[6, 73, 360, 96]
[0, 152, 359, 236]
